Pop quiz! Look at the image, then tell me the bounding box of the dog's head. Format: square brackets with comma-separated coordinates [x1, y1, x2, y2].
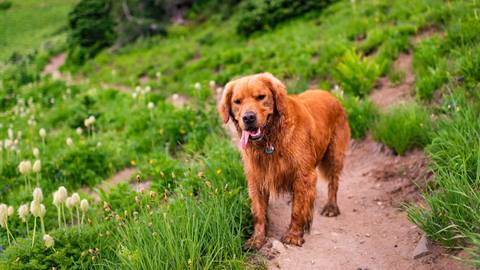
[218, 73, 287, 149]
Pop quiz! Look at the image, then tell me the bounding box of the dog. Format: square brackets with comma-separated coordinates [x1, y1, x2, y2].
[218, 73, 350, 249]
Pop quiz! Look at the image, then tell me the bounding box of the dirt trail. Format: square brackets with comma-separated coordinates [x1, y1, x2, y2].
[369, 53, 414, 110]
[42, 53, 131, 93]
[262, 138, 470, 270]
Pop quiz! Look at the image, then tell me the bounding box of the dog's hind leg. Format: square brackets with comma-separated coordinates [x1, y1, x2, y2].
[320, 115, 350, 217]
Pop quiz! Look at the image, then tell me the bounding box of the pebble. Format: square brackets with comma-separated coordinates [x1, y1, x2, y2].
[271, 239, 286, 253]
[413, 234, 431, 259]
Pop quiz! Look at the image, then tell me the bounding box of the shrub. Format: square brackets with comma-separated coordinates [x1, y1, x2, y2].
[333, 50, 380, 97]
[340, 95, 379, 139]
[408, 105, 480, 248]
[373, 103, 433, 155]
[53, 140, 120, 187]
[66, 0, 116, 66]
[236, 0, 334, 36]
[0, 1, 11, 11]
[0, 224, 116, 269]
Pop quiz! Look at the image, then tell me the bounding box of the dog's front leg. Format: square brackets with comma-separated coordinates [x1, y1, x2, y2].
[245, 179, 269, 250]
[282, 170, 317, 246]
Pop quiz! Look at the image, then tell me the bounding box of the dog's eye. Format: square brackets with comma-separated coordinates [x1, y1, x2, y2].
[233, 99, 241, 105]
[256, 95, 266, 101]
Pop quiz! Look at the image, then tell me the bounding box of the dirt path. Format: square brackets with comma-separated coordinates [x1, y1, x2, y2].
[42, 53, 132, 93]
[261, 138, 470, 270]
[369, 53, 414, 110]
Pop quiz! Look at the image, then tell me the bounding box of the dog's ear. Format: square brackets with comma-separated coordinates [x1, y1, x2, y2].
[218, 80, 236, 123]
[258, 73, 288, 114]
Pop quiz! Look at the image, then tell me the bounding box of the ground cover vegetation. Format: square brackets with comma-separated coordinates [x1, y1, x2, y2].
[0, 0, 479, 268]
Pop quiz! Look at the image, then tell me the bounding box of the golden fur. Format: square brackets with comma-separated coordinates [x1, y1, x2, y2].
[218, 73, 350, 248]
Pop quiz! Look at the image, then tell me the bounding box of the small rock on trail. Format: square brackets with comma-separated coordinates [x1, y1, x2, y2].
[413, 234, 432, 259]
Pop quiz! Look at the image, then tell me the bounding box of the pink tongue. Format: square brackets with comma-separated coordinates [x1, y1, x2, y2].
[240, 130, 250, 149]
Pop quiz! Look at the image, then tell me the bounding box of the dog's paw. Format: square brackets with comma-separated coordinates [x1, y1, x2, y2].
[244, 236, 266, 250]
[281, 232, 305, 246]
[321, 203, 340, 217]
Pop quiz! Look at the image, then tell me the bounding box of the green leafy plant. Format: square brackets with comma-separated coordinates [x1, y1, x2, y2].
[333, 50, 380, 97]
[413, 36, 448, 100]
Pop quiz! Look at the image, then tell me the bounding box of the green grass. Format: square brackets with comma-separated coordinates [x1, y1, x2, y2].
[408, 104, 480, 248]
[373, 103, 433, 155]
[339, 94, 378, 139]
[0, 0, 77, 61]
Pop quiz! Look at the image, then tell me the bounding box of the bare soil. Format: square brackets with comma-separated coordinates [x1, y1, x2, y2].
[369, 53, 415, 110]
[80, 168, 143, 201]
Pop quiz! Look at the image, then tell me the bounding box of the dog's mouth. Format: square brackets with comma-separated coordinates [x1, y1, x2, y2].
[240, 128, 262, 149]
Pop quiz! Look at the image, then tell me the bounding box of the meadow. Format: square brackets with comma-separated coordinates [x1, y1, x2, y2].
[0, 0, 479, 268]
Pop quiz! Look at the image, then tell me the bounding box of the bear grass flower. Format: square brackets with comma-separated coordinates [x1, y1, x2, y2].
[0, 204, 16, 245]
[18, 203, 30, 234]
[71, 193, 81, 227]
[84, 116, 96, 137]
[209, 80, 216, 89]
[19, 160, 32, 189]
[53, 186, 68, 228]
[80, 199, 89, 225]
[66, 137, 73, 146]
[38, 128, 47, 147]
[43, 234, 55, 251]
[147, 102, 155, 110]
[33, 187, 43, 203]
[33, 147, 40, 158]
[194, 82, 201, 90]
[30, 187, 46, 247]
[32, 160, 41, 186]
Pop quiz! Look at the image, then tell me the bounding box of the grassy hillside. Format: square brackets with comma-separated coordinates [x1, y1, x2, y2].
[0, 0, 479, 268]
[0, 0, 77, 61]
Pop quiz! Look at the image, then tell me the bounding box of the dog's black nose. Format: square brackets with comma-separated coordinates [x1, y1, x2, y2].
[242, 111, 257, 125]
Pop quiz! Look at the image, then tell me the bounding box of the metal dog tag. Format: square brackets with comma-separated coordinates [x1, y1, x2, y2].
[265, 145, 275, 155]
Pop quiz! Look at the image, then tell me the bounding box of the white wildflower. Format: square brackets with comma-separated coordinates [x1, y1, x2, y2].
[65, 197, 74, 209]
[76, 127, 83, 135]
[209, 80, 216, 89]
[43, 234, 55, 248]
[30, 201, 41, 217]
[39, 204, 46, 218]
[19, 160, 32, 175]
[80, 199, 89, 212]
[194, 82, 201, 90]
[33, 187, 43, 203]
[66, 137, 73, 146]
[0, 204, 7, 228]
[147, 102, 155, 110]
[39, 128, 47, 139]
[33, 160, 41, 173]
[57, 186, 68, 202]
[33, 147, 40, 158]
[18, 204, 29, 222]
[71, 193, 80, 206]
[7, 206, 13, 216]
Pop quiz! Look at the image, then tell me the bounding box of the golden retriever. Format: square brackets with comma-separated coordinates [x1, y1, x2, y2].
[218, 73, 350, 249]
